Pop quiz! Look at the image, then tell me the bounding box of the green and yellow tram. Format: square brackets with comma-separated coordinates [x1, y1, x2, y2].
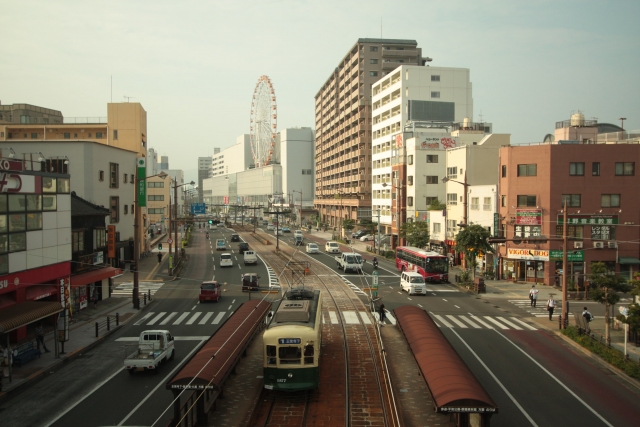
[263, 289, 322, 391]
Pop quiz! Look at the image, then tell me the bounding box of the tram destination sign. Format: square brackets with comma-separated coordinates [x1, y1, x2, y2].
[279, 338, 301, 344]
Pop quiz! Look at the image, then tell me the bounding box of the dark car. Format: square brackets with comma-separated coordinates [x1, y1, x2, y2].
[352, 229, 368, 239]
[238, 242, 249, 254]
[242, 273, 260, 292]
[231, 234, 240, 242]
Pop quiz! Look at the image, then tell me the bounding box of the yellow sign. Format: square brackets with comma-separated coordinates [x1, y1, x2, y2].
[507, 248, 549, 261]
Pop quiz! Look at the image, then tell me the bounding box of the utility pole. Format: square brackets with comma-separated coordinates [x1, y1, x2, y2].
[562, 198, 568, 328]
[263, 208, 291, 251]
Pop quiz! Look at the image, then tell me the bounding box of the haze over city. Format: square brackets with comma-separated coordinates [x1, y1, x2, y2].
[2, 0, 638, 182]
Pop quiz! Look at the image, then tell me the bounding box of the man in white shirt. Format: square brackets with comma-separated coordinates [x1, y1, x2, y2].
[582, 307, 593, 332]
[529, 285, 539, 307]
[546, 297, 556, 320]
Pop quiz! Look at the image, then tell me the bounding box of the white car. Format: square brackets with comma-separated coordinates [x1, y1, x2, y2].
[306, 243, 319, 254]
[266, 224, 275, 231]
[359, 234, 373, 241]
[400, 271, 426, 295]
[275, 229, 283, 235]
[325, 241, 340, 253]
[294, 230, 303, 237]
[219, 253, 233, 268]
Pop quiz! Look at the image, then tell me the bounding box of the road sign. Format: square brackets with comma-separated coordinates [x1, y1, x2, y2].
[372, 270, 379, 288]
[167, 238, 173, 244]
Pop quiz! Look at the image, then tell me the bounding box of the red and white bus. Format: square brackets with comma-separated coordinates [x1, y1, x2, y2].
[395, 246, 449, 283]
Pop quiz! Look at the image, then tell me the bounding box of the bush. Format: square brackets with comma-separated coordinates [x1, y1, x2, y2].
[561, 326, 640, 380]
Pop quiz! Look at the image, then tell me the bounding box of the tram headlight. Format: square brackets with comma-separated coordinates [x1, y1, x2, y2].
[288, 372, 293, 378]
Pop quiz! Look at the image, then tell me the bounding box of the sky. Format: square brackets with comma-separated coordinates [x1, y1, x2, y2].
[2, 0, 639, 183]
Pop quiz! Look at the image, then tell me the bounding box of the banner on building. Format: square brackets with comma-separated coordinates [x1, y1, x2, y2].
[516, 209, 542, 225]
[507, 248, 549, 261]
[557, 214, 619, 225]
[137, 158, 146, 207]
[107, 225, 116, 258]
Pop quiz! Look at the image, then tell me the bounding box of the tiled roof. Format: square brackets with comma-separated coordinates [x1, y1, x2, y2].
[71, 192, 110, 216]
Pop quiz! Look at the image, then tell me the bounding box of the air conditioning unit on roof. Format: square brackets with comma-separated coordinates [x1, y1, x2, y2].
[574, 241, 583, 249]
[593, 241, 604, 249]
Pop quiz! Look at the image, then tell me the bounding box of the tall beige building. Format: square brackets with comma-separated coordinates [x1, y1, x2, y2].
[314, 38, 427, 231]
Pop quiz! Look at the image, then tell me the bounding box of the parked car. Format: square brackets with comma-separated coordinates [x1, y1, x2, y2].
[231, 234, 240, 242]
[360, 234, 374, 241]
[238, 242, 249, 254]
[219, 253, 233, 267]
[306, 243, 319, 254]
[267, 224, 275, 231]
[199, 281, 221, 302]
[282, 227, 291, 233]
[351, 229, 368, 239]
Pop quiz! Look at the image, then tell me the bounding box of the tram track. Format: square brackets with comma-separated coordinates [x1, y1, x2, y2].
[251, 237, 400, 427]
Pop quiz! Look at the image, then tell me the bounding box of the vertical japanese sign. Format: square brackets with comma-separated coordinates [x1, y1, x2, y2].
[493, 213, 499, 237]
[107, 225, 116, 258]
[137, 158, 146, 207]
[58, 278, 70, 342]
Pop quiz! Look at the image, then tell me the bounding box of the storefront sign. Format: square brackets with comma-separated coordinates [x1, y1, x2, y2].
[514, 225, 542, 237]
[507, 248, 549, 261]
[550, 250, 584, 262]
[0, 159, 24, 172]
[137, 158, 146, 207]
[516, 209, 542, 225]
[558, 214, 619, 225]
[107, 225, 116, 259]
[58, 277, 70, 342]
[493, 213, 499, 237]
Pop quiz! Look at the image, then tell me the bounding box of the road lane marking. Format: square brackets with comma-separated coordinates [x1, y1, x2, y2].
[446, 315, 468, 328]
[509, 317, 537, 330]
[186, 312, 202, 325]
[385, 311, 397, 326]
[442, 299, 448, 302]
[458, 315, 482, 329]
[484, 316, 510, 330]
[417, 304, 423, 308]
[199, 312, 213, 324]
[496, 316, 523, 330]
[134, 312, 155, 325]
[454, 305, 461, 308]
[160, 312, 178, 325]
[212, 312, 225, 324]
[191, 305, 197, 310]
[147, 312, 166, 325]
[468, 314, 494, 329]
[432, 314, 453, 328]
[173, 312, 190, 325]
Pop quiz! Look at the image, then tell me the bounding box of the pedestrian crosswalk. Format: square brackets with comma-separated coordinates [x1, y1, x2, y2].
[509, 299, 563, 318]
[323, 310, 397, 326]
[112, 281, 165, 298]
[430, 313, 537, 330]
[134, 311, 229, 326]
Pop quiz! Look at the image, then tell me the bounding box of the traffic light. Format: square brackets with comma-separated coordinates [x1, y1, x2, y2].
[158, 243, 162, 250]
[208, 219, 213, 224]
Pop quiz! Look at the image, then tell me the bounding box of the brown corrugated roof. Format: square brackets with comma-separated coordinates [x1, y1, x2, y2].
[0, 301, 64, 333]
[395, 305, 498, 413]
[166, 299, 270, 390]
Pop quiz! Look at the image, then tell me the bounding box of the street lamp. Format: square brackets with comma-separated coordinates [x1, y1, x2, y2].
[134, 170, 168, 309]
[382, 179, 404, 247]
[169, 179, 195, 276]
[442, 174, 469, 267]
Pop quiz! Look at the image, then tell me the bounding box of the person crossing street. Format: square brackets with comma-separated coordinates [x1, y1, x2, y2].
[546, 296, 556, 321]
[529, 285, 539, 307]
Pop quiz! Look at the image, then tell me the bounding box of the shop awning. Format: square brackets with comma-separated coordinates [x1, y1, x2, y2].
[70, 266, 122, 288]
[619, 257, 640, 265]
[0, 301, 64, 334]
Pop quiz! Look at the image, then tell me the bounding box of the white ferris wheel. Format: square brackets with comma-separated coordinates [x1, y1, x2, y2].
[249, 75, 277, 168]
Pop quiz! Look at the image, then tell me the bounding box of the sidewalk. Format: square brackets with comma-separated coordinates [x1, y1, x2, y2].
[0, 234, 169, 402]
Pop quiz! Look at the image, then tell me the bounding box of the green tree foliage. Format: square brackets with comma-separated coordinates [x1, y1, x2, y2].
[427, 198, 446, 210]
[399, 221, 430, 248]
[589, 262, 630, 344]
[359, 219, 378, 236]
[455, 224, 494, 277]
[619, 272, 640, 333]
[342, 219, 355, 232]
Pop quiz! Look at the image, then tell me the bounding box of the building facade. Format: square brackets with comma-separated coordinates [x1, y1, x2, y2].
[197, 156, 212, 202]
[314, 38, 429, 230]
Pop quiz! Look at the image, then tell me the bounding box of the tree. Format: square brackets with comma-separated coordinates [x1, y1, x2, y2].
[589, 262, 630, 345]
[342, 219, 355, 236]
[427, 198, 446, 210]
[454, 224, 494, 279]
[359, 219, 378, 236]
[399, 221, 430, 248]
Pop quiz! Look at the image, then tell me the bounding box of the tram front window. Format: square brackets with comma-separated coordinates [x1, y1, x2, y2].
[266, 345, 277, 365]
[279, 346, 301, 364]
[304, 344, 314, 364]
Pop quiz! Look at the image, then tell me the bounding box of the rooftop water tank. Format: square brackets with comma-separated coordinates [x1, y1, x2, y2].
[570, 112, 585, 126]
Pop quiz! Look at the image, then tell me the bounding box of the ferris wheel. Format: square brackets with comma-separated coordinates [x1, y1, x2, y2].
[249, 75, 277, 168]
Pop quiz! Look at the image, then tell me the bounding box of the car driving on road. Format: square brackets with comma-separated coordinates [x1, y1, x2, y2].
[219, 253, 233, 267]
[325, 241, 340, 253]
[306, 243, 319, 254]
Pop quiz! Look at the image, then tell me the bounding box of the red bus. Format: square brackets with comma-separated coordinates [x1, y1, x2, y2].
[395, 246, 449, 283]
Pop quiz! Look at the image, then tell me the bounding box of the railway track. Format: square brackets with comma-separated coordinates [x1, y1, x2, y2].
[248, 233, 400, 427]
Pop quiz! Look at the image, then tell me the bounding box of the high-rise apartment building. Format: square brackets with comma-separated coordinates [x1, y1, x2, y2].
[198, 156, 212, 202]
[314, 38, 428, 230]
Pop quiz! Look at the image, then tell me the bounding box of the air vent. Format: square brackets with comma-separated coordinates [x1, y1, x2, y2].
[593, 242, 604, 249]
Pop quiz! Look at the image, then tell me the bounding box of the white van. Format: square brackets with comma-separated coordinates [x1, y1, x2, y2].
[243, 250, 258, 265]
[325, 241, 340, 253]
[400, 271, 426, 295]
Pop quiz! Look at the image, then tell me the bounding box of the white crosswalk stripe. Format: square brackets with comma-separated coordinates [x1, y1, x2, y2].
[509, 299, 562, 318]
[429, 313, 537, 330]
[112, 281, 165, 298]
[133, 311, 229, 327]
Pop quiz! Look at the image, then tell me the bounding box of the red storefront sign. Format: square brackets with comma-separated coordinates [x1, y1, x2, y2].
[516, 209, 542, 225]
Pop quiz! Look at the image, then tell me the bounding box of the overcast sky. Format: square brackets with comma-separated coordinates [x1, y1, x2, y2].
[2, 0, 638, 182]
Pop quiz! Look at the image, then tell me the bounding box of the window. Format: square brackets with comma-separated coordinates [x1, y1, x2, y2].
[370, 59, 378, 64]
[569, 162, 584, 176]
[370, 46, 378, 52]
[517, 164, 537, 176]
[110, 196, 119, 223]
[94, 228, 106, 249]
[370, 71, 378, 77]
[123, 173, 128, 184]
[131, 204, 134, 213]
[592, 226, 616, 240]
[502, 165, 506, 178]
[72, 230, 85, 252]
[64, 132, 70, 139]
[113, 130, 118, 140]
[42, 177, 56, 193]
[31, 133, 37, 139]
[148, 195, 165, 201]
[57, 178, 70, 193]
[96, 132, 103, 138]
[408, 196, 414, 207]
[433, 223, 441, 233]
[556, 225, 584, 239]
[561, 194, 581, 207]
[446, 167, 457, 178]
[99, 170, 104, 181]
[130, 174, 134, 183]
[483, 197, 492, 211]
[426, 176, 438, 184]
[471, 197, 479, 210]
[407, 176, 413, 185]
[431, 75, 440, 82]
[427, 155, 438, 163]
[592, 162, 600, 176]
[447, 219, 457, 231]
[601, 194, 620, 207]
[447, 193, 457, 205]
[148, 208, 164, 214]
[42, 195, 57, 211]
[615, 162, 634, 176]
[431, 91, 440, 98]
[148, 182, 165, 188]
[124, 205, 128, 215]
[408, 155, 413, 165]
[517, 195, 537, 207]
[426, 196, 438, 205]
[109, 163, 119, 188]
[501, 195, 506, 207]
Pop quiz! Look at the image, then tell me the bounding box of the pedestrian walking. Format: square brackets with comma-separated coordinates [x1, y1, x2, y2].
[582, 307, 593, 332]
[35, 323, 50, 353]
[546, 297, 556, 321]
[379, 303, 386, 325]
[529, 285, 539, 307]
